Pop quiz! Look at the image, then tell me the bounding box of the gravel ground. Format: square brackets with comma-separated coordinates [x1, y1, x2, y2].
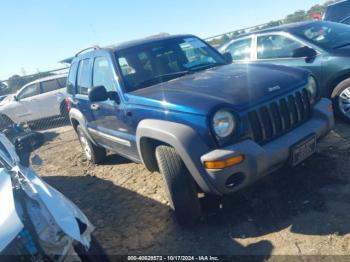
[32, 121, 350, 259]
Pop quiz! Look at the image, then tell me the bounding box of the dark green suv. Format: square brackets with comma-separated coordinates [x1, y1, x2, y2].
[219, 21, 350, 122]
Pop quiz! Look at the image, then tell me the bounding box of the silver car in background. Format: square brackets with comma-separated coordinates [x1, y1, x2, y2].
[0, 74, 68, 127]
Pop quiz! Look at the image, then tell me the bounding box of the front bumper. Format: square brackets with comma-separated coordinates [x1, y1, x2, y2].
[200, 98, 334, 195]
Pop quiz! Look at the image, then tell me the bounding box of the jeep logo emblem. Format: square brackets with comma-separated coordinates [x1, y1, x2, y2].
[268, 85, 281, 92]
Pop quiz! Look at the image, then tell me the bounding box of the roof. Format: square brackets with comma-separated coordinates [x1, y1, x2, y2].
[61, 34, 195, 64]
[327, 0, 349, 7]
[249, 21, 319, 35]
[108, 34, 194, 51]
[24, 73, 67, 86]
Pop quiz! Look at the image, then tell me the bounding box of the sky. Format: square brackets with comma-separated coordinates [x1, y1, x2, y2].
[0, 0, 325, 80]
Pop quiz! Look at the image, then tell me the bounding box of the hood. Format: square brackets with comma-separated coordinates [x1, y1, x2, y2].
[331, 46, 350, 57]
[126, 63, 309, 115]
[0, 169, 24, 251]
[0, 95, 15, 106]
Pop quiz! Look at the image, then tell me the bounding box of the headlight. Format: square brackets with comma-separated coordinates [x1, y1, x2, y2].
[212, 109, 236, 138]
[306, 76, 318, 104]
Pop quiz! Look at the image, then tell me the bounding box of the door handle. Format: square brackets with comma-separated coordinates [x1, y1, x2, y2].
[91, 103, 100, 110]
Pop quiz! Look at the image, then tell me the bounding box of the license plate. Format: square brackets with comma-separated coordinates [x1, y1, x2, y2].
[291, 135, 317, 166]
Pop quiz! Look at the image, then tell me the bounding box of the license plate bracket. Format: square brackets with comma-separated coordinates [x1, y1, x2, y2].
[291, 135, 317, 166]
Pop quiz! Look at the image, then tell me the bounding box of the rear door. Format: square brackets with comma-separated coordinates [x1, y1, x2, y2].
[75, 58, 95, 127]
[35, 77, 67, 119]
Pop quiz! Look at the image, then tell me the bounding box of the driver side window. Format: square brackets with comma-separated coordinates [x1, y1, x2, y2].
[18, 84, 38, 100]
[93, 57, 115, 92]
[257, 34, 303, 59]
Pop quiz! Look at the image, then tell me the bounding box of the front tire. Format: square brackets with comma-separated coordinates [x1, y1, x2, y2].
[332, 78, 350, 123]
[155, 145, 202, 225]
[77, 126, 106, 164]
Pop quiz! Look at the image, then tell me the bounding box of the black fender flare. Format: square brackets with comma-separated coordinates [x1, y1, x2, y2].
[136, 119, 220, 195]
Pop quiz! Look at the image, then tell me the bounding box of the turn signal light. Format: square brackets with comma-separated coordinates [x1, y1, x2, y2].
[204, 155, 244, 170]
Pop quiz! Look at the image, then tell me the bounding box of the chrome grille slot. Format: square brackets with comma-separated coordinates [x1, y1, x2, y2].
[248, 88, 312, 144]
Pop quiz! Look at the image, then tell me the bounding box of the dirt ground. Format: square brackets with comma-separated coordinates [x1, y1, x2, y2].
[32, 121, 350, 258]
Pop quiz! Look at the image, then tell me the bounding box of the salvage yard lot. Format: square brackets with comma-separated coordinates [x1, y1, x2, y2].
[33, 121, 350, 257]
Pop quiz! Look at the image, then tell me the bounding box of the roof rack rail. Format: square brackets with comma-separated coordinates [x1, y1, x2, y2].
[75, 45, 101, 57]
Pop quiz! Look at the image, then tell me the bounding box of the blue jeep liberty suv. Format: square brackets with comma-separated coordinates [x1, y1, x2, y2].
[66, 34, 334, 225]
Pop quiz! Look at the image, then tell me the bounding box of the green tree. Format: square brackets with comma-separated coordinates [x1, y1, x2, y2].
[220, 34, 230, 45]
[285, 10, 307, 23]
[0, 81, 8, 96]
[7, 75, 27, 94]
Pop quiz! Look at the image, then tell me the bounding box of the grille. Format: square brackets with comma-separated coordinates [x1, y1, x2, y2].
[248, 88, 311, 144]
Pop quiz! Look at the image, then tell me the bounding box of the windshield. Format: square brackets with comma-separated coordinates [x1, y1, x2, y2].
[293, 22, 350, 50]
[115, 37, 226, 92]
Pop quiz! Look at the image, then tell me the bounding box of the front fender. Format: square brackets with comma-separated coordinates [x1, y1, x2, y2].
[69, 108, 97, 145]
[136, 119, 220, 195]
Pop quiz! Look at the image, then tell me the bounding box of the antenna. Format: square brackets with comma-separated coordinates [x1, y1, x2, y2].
[75, 45, 101, 57]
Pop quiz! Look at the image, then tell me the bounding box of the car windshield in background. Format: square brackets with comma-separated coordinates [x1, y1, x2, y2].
[115, 37, 226, 92]
[294, 22, 350, 50]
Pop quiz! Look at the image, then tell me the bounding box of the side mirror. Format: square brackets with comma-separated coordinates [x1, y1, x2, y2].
[88, 86, 109, 102]
[222, 52, 233, 64]
[293, 46, 317, 62]
[108, 91, 121, 104]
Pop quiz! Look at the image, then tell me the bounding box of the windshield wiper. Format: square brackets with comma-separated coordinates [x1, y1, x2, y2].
[333, 43, 350, 49]
[154, 70, 191, 78]
[135, 70, 191, 89]
[188, 62, 224, 72]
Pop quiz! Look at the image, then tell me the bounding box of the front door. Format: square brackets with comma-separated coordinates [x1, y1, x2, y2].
[89, 56, 138, 161]
[254, 33, 324, 84]
[13, 83, 40, 122]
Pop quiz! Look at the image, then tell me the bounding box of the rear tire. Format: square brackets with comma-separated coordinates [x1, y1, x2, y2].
[155, 145, 202, 225]
[77, 125, 106, 164]
[60, 102, 69, 119]
[331, 78, 350, 123]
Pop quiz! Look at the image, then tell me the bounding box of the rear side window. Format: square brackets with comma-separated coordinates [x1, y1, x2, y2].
[67, 62, 78, 94]
[257, 34, 303, 59]
[41, 79, 61, 93]
[77, 59, 92, 95]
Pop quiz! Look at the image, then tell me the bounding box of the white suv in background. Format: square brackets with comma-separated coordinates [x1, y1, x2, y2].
[0, 74, 67, 126]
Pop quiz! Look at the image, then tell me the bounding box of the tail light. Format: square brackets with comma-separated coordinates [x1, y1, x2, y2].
[65, 97, 72, 112]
